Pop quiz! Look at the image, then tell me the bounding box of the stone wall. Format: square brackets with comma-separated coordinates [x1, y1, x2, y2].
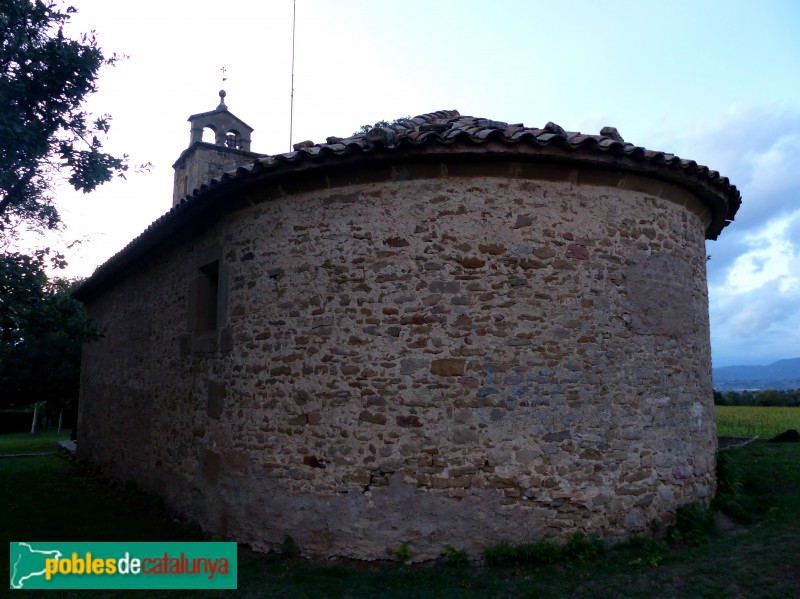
[79, 161, 717, 560]
[172, 143, 262, 206]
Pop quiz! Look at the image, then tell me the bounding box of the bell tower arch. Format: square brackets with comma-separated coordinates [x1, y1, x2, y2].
[188, 90, 253, 151]
[172, 90, 263, 206]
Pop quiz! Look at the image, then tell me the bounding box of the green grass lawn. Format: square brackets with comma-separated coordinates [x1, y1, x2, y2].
[2, 431, 799, 598]
[0, 429, 70, 455]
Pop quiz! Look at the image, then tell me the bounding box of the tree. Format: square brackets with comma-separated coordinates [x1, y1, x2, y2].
[0, 250, 99, 429]
[0, 0, 127, 238]
[756, 389, 786, 407]
[352, 116, 411, 136]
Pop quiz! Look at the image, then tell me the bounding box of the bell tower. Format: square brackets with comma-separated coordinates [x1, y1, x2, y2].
[188, 90, 253, 150]
[172, 90, 263, 206]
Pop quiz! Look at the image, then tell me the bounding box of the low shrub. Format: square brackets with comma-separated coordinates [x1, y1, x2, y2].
[483, 533, 604, 567]
[563, 532, 605, 562]
[713, 450, 752, 523]
[483, 542, 518, 567]
[514, 539, 563, 565]
[667, 503, 715, 545]
[279, 535, 301, 558]
[392, 542, 413, 563]
[624, 536, 666, 568]
[443, 545, 469, 565]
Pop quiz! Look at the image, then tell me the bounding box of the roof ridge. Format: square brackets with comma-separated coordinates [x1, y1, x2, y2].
[172, 109, 741, 228]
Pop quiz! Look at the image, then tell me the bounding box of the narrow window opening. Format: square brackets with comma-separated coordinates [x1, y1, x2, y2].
[197, 260, 220, 331]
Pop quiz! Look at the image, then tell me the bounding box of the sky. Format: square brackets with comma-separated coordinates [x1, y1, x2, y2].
[15, 0, 800, 368]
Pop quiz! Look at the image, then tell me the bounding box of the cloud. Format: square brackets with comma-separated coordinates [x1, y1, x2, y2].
[734, 136, 800, 231]
[785, 208, 800, 246]
[649, 102, 800, 225]
[710, 275, 800, 366]
[709, 210, 800, 366]
[655, 103, 800, 365]
[724, 219, 798, 293]
[705, 235, 751, 288]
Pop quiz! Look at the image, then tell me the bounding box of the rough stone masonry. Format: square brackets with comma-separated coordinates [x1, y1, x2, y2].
[75, 110, 741, 561]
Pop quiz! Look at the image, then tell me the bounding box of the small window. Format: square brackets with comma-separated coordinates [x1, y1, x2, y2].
[196, 260, 219, 331]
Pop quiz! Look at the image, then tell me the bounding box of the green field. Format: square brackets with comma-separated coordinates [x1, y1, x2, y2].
[715, 406, 800, 438]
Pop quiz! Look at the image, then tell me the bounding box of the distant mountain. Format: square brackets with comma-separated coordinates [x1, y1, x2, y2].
[714, 358, 800, 381]
[713, 358, 800, 391]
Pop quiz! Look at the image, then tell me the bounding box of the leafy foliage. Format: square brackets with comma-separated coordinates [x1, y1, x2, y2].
[624, 536, 666, 568]
[392, 542, 413, 563]
[0, 250, 99, 410]
[279, 535, 301, 559]
[483, 533, 604, 567]
[562, 532, 606, 562]
[0, 249, 51, 350]
[0, 0, 127, 236]
[0, 1, 120, 421]
[712, 449, 750, 523]
[666, 503, 716, 545]
[481, 542, 517, 567]
[443, 545, 469, 565]
[714, 389, 800, 407]
[352, 116, 411, 136]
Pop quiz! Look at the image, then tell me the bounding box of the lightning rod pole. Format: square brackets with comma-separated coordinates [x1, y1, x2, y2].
[289, 0, 296, 151]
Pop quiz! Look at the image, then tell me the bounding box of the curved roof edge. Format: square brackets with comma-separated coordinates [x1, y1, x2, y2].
[75, 109, 741, 301]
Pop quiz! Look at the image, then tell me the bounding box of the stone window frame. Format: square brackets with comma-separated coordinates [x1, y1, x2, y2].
[186, 244, 229, 353]
[196, 259, 220, 331]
